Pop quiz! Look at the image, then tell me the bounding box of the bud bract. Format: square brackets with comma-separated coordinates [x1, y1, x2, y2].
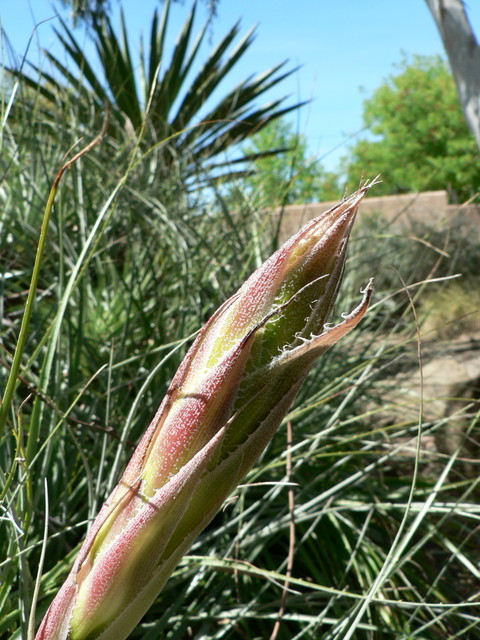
[36, 184, 374, 640]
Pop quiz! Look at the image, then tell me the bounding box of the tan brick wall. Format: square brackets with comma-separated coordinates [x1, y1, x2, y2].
[274, 190, 480, 241]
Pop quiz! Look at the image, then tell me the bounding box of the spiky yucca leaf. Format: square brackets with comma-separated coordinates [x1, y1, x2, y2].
[12, 0, 304, 186]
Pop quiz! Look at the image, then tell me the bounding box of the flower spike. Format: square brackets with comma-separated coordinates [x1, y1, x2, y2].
[36, 182, 376, 640]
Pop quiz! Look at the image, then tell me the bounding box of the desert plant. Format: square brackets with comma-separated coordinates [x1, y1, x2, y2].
[2, 18, 480, 640]
[11, 0, 302, 190]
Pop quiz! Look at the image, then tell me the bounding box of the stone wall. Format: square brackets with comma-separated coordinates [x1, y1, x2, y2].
[275, 190, 480, 241]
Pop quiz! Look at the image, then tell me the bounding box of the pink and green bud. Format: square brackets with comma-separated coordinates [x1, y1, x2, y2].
[36, 184, 374, 640]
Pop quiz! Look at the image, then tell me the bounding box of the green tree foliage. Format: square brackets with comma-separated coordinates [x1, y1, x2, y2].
[59, 0, 113, 24]
[238, 118, 341, 207]
[343, 55, 480, 202]
[58, 0, 219, 25]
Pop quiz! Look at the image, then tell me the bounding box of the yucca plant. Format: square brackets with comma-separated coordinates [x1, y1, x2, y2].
[3, 105, 480, 635]
[4, 9, 480, 636]
[12, 0, 302, 188]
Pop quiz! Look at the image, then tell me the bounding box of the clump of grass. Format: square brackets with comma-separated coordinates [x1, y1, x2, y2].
[350, 209, 480, 317]
[419, 279, 480, 340]
[2, 41, 480, 640]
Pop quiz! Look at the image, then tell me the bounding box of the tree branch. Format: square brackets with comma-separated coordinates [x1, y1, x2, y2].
[425, 0, 480, 149]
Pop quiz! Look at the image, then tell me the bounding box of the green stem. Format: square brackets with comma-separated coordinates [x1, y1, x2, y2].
[0, 126, 107, 441]
[0, 182, 58, 437]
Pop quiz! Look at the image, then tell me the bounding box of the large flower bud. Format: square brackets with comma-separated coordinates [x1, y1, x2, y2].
[36, 184, 374, 640]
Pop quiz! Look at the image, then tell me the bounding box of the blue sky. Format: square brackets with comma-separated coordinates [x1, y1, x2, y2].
[2, 0, 480, 171]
